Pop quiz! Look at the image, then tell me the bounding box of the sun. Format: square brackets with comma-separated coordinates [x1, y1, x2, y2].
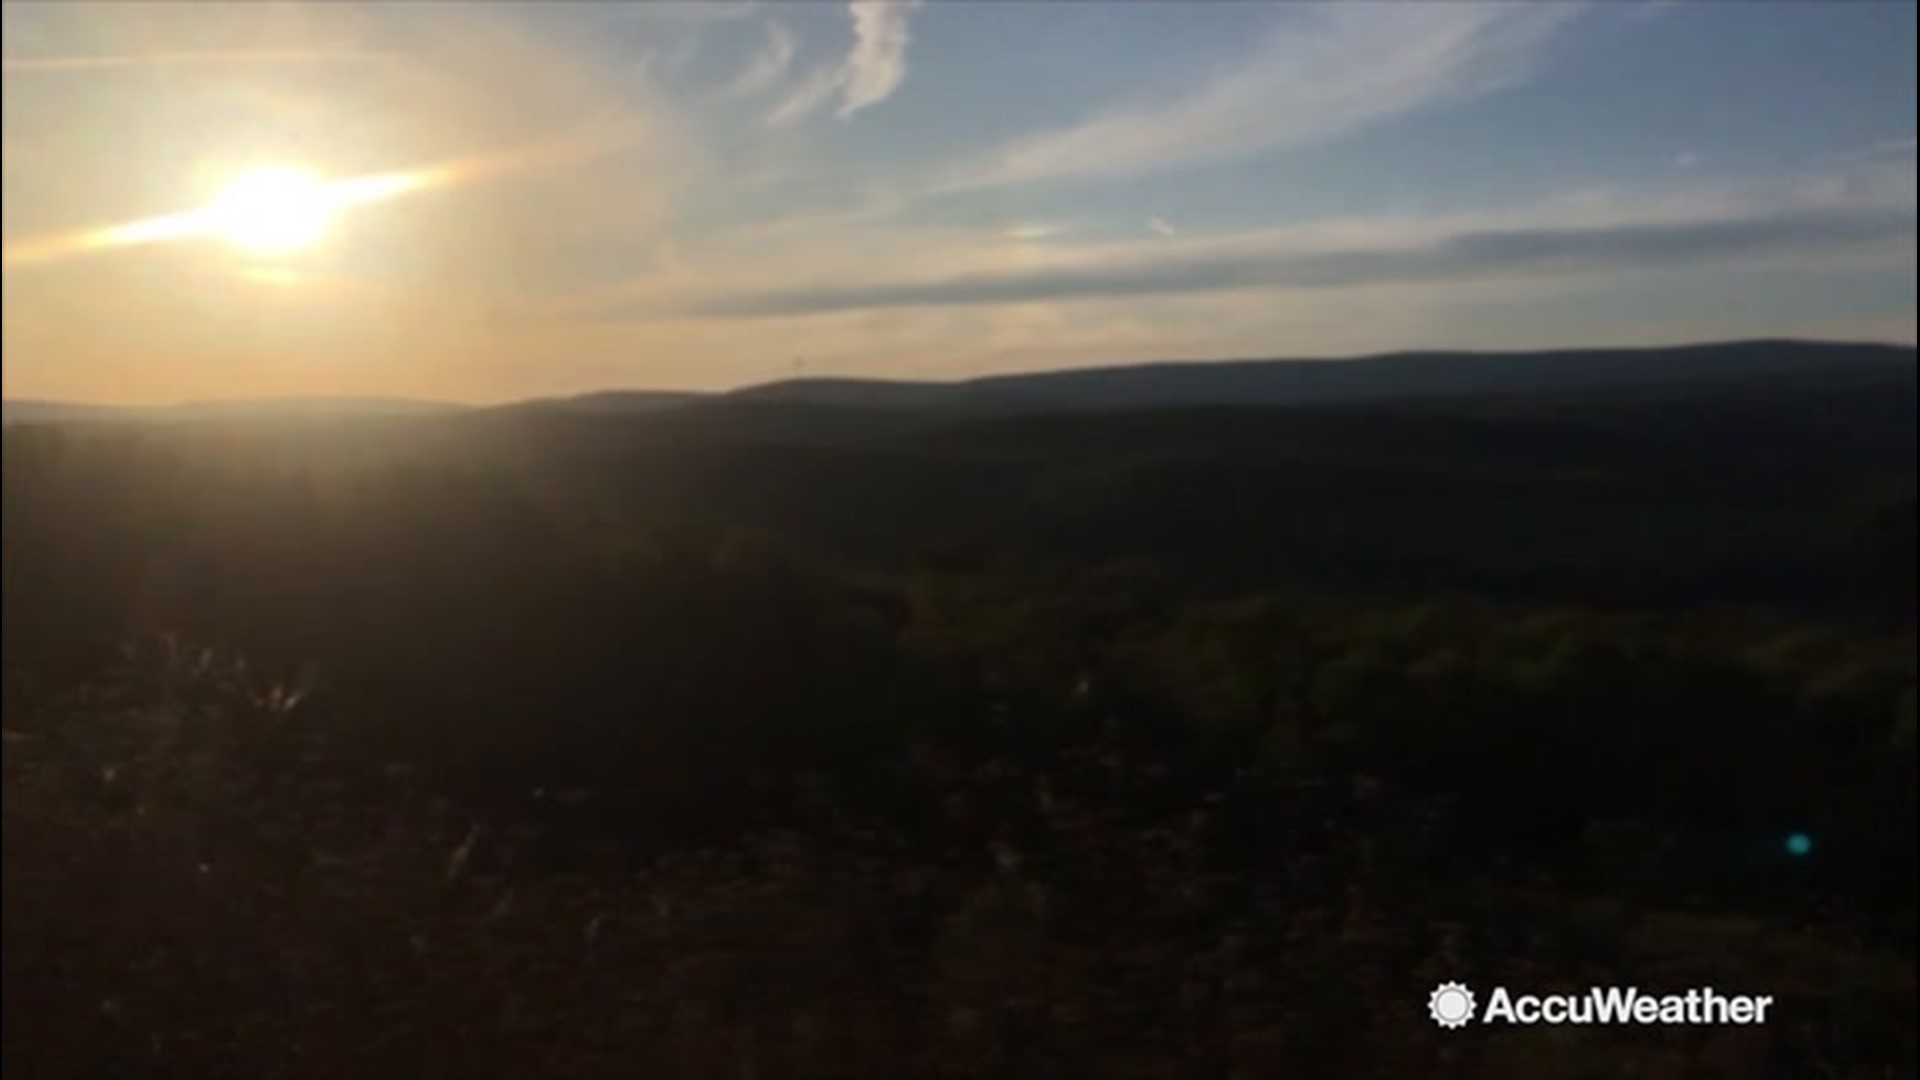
[202, 165, 340, 256]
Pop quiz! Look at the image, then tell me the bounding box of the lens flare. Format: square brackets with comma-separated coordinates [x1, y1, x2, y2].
[1, 128, 604, 271]
[203, 166, 339, 255]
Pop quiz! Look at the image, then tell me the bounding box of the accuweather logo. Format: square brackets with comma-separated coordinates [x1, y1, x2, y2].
[1427, 983, 1775, 1028]
[1428, 982, 1477, 1028]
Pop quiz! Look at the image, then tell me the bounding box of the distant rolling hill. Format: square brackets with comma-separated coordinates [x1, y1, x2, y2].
[419, 344, 1910, 617]
[725, 339, 1915, 412]
[7, 339, 1912, 426]
[0, 400, 132, 426]
[5, 339, 1909, 619]
[497, 390, 706, 416]
[1, 396, 463, 426]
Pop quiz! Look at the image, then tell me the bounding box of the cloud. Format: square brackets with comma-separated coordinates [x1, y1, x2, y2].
[766, 0, 922, 126]
[723, 20, 796, 98]
[1847, 134, 1918, 162]
[838, 0, 921, 118]
[661, 207, 1913, 318]
[2, 0, 698, 317]
[1148, 217, 1179, 238]
[562, 146, 1917, 329]
[643, 1, 762, 24]
[1625, 0, 1687, 21]
[583, 1, 761, 29]
[0, 48, 390, 73]
[1670, 151, 1703, 170]
[767, 65, 844, 128]
[933, 3, 1584, 194]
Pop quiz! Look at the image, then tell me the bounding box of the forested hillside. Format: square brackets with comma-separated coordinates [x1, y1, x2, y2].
[3, 359, 1914, 1077]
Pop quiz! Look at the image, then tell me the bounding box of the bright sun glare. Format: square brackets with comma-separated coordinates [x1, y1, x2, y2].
[202, 165, 340, 256]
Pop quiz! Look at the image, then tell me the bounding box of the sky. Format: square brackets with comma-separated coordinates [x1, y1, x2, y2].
[1, 0, 1914, 405]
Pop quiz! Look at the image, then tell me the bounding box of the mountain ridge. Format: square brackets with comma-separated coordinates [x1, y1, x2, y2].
[5, 338, 1912, 424]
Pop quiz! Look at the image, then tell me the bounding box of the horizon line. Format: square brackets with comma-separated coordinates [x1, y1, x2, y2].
[5, 335, 1915, 412]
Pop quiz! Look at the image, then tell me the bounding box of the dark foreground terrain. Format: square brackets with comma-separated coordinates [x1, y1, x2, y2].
[4, 344, 1915, 1077]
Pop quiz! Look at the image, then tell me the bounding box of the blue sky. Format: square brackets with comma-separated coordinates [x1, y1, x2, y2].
[1, 0, 1914, 403]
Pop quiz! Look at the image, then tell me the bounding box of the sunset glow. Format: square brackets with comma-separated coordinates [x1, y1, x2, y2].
[202, 166, 339, 256]
[0, 0, 1910, 406]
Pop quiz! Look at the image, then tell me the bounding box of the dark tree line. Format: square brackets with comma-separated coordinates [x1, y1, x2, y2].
[3, 403, 1913, 1077]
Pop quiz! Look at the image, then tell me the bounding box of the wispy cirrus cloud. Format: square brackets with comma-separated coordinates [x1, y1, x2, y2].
[768, 0, 922, 126]
[1625, 0, 1688, 22]
[1836, 134, 1919, 164]
[606, 156, 1916, 321]
[675, 209, 1913, 318]
[767, 65, 843, 128]
[0, 48, 390, 72]
[605, 1, 762, 26]
[723, 20, 796, 98]
[932, 2, 1586, 194]
[838, 0, 921, 118]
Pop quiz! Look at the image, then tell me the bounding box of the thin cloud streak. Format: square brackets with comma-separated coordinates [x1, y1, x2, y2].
[723, 21, 796, 98]
[1, 48, 391, 73]
[767, 0, 922, 126]
[838, 0, 922, 119]
[662, 208, 1914, 318]
[766, 65, 843, 128]
[932, 3, 1585, 194]
[622, 1, 762, 24]
[1850, 135, 1918, 162]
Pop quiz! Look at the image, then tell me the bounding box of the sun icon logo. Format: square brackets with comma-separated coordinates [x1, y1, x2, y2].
[1428, 982, 1476, 1029]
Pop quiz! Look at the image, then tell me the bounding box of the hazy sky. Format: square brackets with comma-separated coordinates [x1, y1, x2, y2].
[2, 0, 1914, 404]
